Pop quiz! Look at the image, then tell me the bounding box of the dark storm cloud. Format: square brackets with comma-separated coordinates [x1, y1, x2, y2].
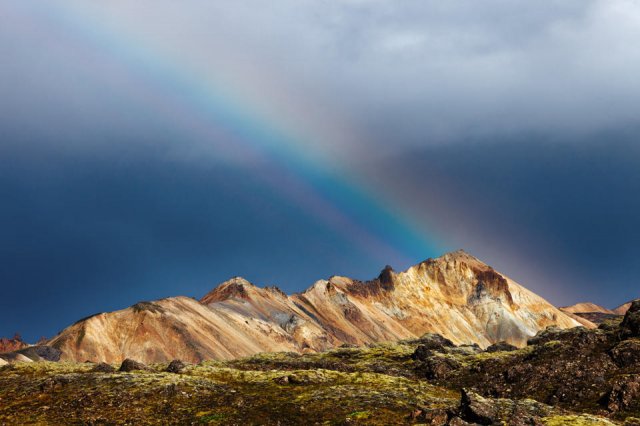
[361, 130, 640, 307]
[0, 142, 381, 340]
[1, 1, 640, 339]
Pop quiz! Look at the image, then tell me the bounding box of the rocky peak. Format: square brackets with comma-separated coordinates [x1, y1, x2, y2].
[414, 251, 515, 307]
[0, 333, 27, 354]
[200, 277, 255, 304]
[264, 286, 287, 298]
[377, 265, 395, 287]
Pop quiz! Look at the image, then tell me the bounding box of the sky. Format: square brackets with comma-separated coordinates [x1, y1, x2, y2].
[1, 0, 639, 341]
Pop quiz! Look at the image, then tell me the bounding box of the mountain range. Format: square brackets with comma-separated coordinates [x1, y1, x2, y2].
[23, 250, 585, 364]
[2, 250, 634, 365]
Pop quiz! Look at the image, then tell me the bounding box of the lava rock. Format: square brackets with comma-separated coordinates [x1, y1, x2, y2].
[485, 341, 518, 353]
[528, 326, 610, 349]
[447, 344, 482, 356]
[415, 333, 455, 351]
[91, 362, 116, 373]
[415, 354, 461, 379]
[606, 375, 640, 413]
[526, 326, 564, 346]
[119, 358, 148, 372]
[166, 359, 186, 374]
[610, 339, 640, 368]
[620, 300, 640, 340]
[459, 389, 498, 424]
[408, 407, 449, 425]
[458, 389, 552, 426]
[412, 344, 435, 361]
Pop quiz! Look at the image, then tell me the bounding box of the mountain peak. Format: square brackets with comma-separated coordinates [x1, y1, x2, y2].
[440, 249, 483, 263]
[200, 277, 255, 304]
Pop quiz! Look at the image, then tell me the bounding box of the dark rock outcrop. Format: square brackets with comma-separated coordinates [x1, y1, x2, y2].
[166, 359, 186, 373]
[610, 339, 640, 368]
[606, 375, 640, 413]
[485, 341, 518, 353]
[620, 300, 640, 339]
[119, 359, 148, 372]
[456, 389, 553, 425]
[91, 362, 116, 373]
[412, 311, 640, 420]
[413, 333, 455, 351]
[415, 354, 461, 380]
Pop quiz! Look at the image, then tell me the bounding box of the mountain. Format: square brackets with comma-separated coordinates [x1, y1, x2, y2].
[46, 250, 581, 364]
[560, 302, 615, 315]
[559, 301, 638, 325]
[559, 302, 618, 325]
[614, 301, 633, 315]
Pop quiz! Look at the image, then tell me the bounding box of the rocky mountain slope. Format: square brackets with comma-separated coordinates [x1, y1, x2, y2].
[614, 301, 633, 315]
[45, 250, 581, 363]
[0, 333, 28, 353]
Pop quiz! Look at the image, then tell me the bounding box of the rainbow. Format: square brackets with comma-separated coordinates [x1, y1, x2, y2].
[12, 2, 446, 269]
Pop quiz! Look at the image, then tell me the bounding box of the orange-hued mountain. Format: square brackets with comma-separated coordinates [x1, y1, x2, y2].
[47, 250, 582, 364]
[613, 301, 633, 315]
[560, 302, 615, 315]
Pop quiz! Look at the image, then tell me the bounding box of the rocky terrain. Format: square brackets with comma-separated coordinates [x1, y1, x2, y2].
[2, 301, 640, 424]
[42, 250, 581, 364]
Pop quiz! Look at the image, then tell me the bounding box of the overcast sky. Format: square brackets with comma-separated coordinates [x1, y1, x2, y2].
[1, 1, 639, 340]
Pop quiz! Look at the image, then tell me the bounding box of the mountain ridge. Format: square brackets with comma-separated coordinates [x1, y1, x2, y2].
[44, 250, 582, 364]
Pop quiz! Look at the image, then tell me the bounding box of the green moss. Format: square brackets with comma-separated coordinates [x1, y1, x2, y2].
[348, 410, 371, 420]
[542, 415, 617, 425]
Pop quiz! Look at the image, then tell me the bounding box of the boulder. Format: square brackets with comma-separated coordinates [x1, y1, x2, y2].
[620, 300, 640, 340]
[166, 359, 186, 374]
[414, 353, 461, 379]
[610, 339, 640, 368]
[119, 358, 148, 372]
[458, 389, 553, 426]
[415, 333, 455, 351]
[91, 362, 116, 373]
[606, 375, 640, 413]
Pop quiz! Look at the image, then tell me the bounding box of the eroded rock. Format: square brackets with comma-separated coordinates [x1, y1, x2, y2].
[166, 359, 186, 374]
[119, 359, 148, 372]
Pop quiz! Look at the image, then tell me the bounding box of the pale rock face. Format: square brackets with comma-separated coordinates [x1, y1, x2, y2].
[49, 250, 582, 363]
[0, 357, 7, 366]
[13, 354, 33, 363]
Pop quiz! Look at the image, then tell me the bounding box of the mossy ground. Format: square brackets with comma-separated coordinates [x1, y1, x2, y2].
[0, 353, 456, 425]
[0, 337, 632, 425]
